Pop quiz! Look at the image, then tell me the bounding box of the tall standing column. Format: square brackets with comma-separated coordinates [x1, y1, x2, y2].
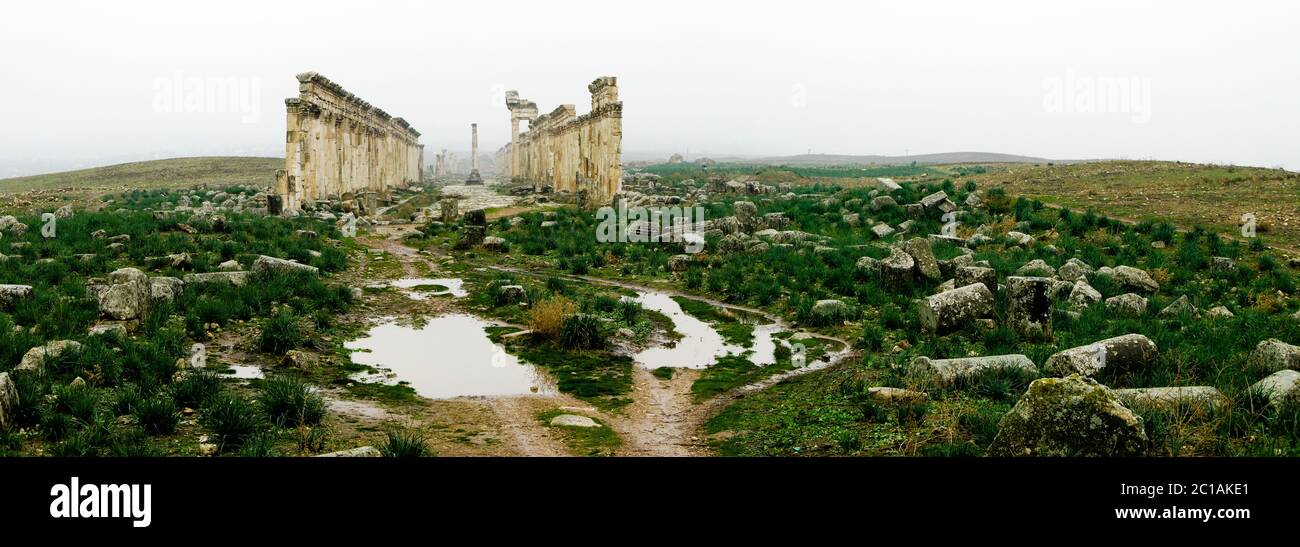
[466, 123, 483, 184]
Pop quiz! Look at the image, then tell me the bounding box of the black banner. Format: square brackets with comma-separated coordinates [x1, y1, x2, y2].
[0, 457, 1286, 536]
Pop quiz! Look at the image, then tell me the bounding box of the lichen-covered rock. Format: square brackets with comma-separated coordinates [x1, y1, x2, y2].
[98, 268, 153, 321]
[16, 340, 83, 374]
[1114, 386, 1227, 413]
[870, 195, 898, 211]
[1251, 369, 1300, 406]
[916, 283, 994, 333]
[150, 277, 184, 305]
[988, 375, 1148, 457]
[481, 236, 506, 251]
[901, 237, 940, 280]
[761, 212, 789, 230]
[315, 446, 383, 457]
[919, 191, 956, 213]
[955, 266, 997, 294]
[867, 387, 929, 404]
[1105, 293, 1148, 317]
[550, 414, 601, 428]
[1068, 280, 1102, 310]
[252, 255, 319, 275]
[908, 354, 1037, 385]
[718, 233, 750, 254]
[0, 372, 17, 430]
[1016, 259, 1056, 277]
[0, 284, 33, 311]
[668, 254, 692, 272]
[1113, 265, 1159, 293]
[183, 271, 250, 287]
[880, 247, 914, 289]
[1247, 339, 1300, 373]
[855, 256, 880, 274]
[1206, 306, 1234, 319]
[733, 201, 758, 229]
[1057, 258, 1094, 283]
[1210, 256, 1236, 277]
[1159, 295, 1198, 318]
[1044, 334, 1159, 377]
[1005, 276, 1052, 338]
[1005, 231, 1034, 246]
[812, 299, 850, 321]
[870, 223, 895, 239]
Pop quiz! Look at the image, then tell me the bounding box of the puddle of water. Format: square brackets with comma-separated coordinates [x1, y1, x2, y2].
[630, 292, 782, 369]
[344, 314, 555, 399]
[390, 278, 467, 300]
[219, 364, 265, 380]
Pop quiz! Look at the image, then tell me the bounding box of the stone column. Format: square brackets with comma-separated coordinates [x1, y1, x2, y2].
[466, 123, 483, 184]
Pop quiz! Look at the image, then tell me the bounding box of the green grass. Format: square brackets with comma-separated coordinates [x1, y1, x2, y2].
[671, 296, 755, 346]
[382, 428, 432, 457]
[538, 409, 621, 456]
[651, 367, 676, 380]
[0, 156, 279, 194]
[509, 341, 633, 410]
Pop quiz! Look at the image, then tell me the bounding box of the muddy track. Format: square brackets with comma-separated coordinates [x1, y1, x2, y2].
[484, 263, 858, 457]
[341, 228, 856, 457]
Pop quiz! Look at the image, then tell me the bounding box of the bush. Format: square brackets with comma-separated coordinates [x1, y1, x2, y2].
[382, 428, 431, 457]
[529, 297, 576, 339]
[259, 376, 326, 427]
[113, 384, 143, 416]
[559, 314, 607, 350]
[170, 371, 223, 408]
[238, 431, 280, 457]
[258, 309, 304, 354]
[53, 383, 99, 423]
[135, 395, 180, 436]
[201, 393, 266, 451]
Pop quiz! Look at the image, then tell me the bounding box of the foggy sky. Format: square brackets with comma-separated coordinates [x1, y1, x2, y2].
[1, 0, 1298, 178]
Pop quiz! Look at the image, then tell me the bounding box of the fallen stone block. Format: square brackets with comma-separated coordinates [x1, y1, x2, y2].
[988, 375, 1148, 457]
[16, 340, 83, 374]
[1247, 339, 1300, 372]
[1251, 369, 1300, 406]
[315, 446, 383, 457]
[0, 284, 33, 311]
[183, 271, 250, 287]
[252, 255, 319, 275]
[1113, 386, 1227, 413]
[916, 283, 995, 333]
[908, 354, 1038, 385]
[1044, 334, 1159, 377]
[1005, 276, 1053, 338]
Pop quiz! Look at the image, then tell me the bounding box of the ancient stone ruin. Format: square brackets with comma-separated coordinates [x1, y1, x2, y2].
[274, 72, 424, 214]
[496, 76, 623, 206]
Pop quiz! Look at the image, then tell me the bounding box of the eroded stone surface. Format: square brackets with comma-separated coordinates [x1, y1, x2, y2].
[988, 375, 1148, 457]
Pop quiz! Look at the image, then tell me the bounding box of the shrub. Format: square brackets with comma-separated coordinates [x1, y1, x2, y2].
[258, 309, 304, 354]
[53, 383, 99, 423]
[559, 314, 607, 350]
[529, 297, 577, 339]
[381, 428, 431, 457]
[617, 299, 641, 324]
[201, 393, 266, 451]
[170, 371, 223, 408]
[259, 376, 326, 427]
[858, 323, 886, 351]
[135, 395, 180, 435]
[113, 384, 143, 416]
[958, 407, 1004, 448]
[40, 410, 74, 441]
[238, 431, 280, 457]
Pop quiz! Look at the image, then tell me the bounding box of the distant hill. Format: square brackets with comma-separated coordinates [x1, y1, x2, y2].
[717, 152, 1076, 166]
[0, 156, 280, 194]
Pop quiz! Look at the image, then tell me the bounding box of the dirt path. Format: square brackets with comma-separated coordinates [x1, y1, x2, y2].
[612, 368, 704, 456]
[337, 223, 856, 457]
[484, 263, 858, 457]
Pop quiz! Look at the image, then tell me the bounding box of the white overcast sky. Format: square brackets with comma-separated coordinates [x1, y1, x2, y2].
[1, 0, 1297, 177]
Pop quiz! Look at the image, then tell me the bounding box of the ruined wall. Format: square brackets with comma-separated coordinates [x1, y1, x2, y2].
[498, 77, 622, 206]
[275, 72, 423, 212]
